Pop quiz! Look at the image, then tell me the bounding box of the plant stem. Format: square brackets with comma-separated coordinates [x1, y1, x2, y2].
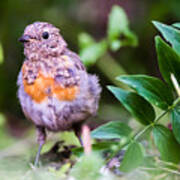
[134, 124, 152, 140]
[133, 74, 180, 142]
[172, 96, 180, 108]
[134, 96, 180, 141]
[140, 167, 180, 176]
[158, 167, 180, 176]
[106, 139, 129, 164]
[134, 108, 169, 141]
[157, 159, 180, 169]
[154, 108, 170, 123]
[107, 96, 180, 163]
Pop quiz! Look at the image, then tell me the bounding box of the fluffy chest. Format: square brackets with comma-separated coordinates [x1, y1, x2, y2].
[22, 56, 81, 103]
[23, 73, 79, 103]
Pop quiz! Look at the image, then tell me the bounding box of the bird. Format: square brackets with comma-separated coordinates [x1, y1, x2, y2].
[17, 22, 101, 166]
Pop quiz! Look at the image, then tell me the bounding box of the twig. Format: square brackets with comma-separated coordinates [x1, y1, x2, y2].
[140, 166, 180, 176]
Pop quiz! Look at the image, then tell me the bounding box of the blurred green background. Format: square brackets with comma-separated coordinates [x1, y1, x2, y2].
[0, 0, 180, 146]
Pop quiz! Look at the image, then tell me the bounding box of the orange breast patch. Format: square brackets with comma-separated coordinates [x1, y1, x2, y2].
[23, 73, 79, 103]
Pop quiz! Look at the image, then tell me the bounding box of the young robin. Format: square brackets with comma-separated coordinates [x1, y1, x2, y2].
[17, 22, 101, 165]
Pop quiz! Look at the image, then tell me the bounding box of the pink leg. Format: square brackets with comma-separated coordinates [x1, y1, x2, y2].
[82, 125, 92, 155]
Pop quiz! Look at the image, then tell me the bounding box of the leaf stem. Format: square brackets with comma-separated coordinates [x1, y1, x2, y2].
[106, 139, 129, 164]
[134, 95, 180, 141]
[157, 167, 180, 176]
[140, 166, 180, 176]
[134, 107, 170, 141]
[134, 74, 180, 142]
[154, 108, 170, 123]
[172, 96, 180, 108]
[134, 124, 152, 140]
[107, 96, 180, 163]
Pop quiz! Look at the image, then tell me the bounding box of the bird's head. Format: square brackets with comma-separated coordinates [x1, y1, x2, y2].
[19, 22, 67, 59]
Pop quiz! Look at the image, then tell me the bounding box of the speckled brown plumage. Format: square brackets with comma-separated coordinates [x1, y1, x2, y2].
[17, 22, 101, 165]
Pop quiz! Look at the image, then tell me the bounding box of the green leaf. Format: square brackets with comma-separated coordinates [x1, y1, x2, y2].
[107, 5, 138, 51]
[49, 163, 71, 178]
[110, 40, 122, 51]
[172, 23, 180, 29]
[171, 106, 180, 144]
[0, 43, 4, 65]
[91, 121, 132, 139]
[72, 141, 116, 156]
[122, 29, 138, 47]
[153, 21, 180, 54]
[79, 40, 107, 66]
[70, 153, 104, 180]
[107, 86, 155, 125]
[119, 142, 144, 172]
[117, 75, 174, 110]
[155, 36, 180, 87]
[153, 124, 180, 163]
[78, 33, 95, 50]
[108, 5, 129, 41]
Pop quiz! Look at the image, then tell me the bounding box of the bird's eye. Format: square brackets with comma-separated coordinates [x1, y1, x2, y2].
[42, 32, 49, 39]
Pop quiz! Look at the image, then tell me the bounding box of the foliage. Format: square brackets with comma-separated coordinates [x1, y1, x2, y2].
[119, 141, 144, 172]
[107, 86, 155, 125]
[153, 124, 180, 163]
[90, 20, 180, 179]
[155, 35, 180, 87]
[78, 5, 138, 67]
[70, 153, 104, 180]
[153, 21, 180, 55]
[91, 121, 132, 140]
[117, 75, 174, 110]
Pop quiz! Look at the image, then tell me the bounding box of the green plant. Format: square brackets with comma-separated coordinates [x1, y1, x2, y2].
[78, 5, 138, 86]
[89, 21, 180, 178]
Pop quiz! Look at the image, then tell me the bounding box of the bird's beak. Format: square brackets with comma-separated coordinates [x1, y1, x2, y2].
[18, 35, 31, 43]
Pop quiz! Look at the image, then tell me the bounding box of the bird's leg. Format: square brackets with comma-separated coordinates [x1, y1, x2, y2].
[34, 126, 46, 167]
[74, 125, 83, 146]
[82, 124, 92, 155]
[74, 124, 92, 154]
